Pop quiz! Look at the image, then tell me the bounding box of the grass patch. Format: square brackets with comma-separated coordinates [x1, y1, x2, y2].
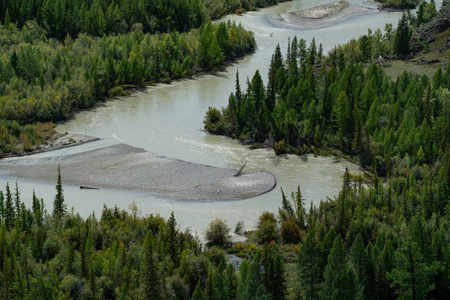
[383, 60, 441, 79]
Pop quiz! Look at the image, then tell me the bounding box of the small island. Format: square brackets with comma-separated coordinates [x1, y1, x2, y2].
[279, 0, 378, 29]
[0, 143, 276, 201]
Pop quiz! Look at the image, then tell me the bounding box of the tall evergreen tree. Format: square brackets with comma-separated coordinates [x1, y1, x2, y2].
[394, 12, 411, 57]
[142, 229, 161, 300]
[53, 163, 66, 218]
[298, 230, 321, 300]
[4, 183, 14, 230]
[388, 236, 433, 300]
[0, 191, 4, 222]
[349, 234, 368, 296]
[321, 236, 359, 300]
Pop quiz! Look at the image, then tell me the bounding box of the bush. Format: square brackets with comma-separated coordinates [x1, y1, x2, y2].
[205, 218, 232, 247]
[256, 212, 278, 244]
[280, 218, 302, 244]
[274, 140, 286, 155]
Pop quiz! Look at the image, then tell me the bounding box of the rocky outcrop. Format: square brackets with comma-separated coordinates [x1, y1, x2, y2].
[410, 4, 450, 53]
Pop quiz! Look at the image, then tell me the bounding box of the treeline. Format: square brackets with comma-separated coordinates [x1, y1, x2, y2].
[203, 9, 449, 177]
[204, 0, 289, 19]
[0, 175, 288, 299]
[250, 163, 449, 299]
[0, 158, 448, 298]
[0, 0, 288, 39]
[0, 0, 206, 39]
[378, 0, 420, 9]
[0, 20, 255, 155]
[199, 7, 450, 298]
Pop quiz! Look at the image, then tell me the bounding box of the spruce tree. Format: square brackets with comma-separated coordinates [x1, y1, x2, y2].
[5, 183, 14, 230]
[142, 229, 161, 300]
[191, 282, 206, 300]
[166, 211, 179, 266]
[53, 163, 66, 218]
[298, 230, 321, 300]
[349, 234, 368, 295]
[14, 182, 20, 218]
[321, 236, 358, 300]
[388, 236, 433, 300]
[0, 191, 4, 221]
[394, 12, 411, 57]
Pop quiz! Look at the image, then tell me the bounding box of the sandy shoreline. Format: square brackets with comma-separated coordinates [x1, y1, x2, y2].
[0, 143, 276, 201]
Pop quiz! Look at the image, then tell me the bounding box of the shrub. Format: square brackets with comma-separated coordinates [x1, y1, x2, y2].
[280, 218, 302, 244]
[256, 212, 278, 244]
[205, 218, 232, 247]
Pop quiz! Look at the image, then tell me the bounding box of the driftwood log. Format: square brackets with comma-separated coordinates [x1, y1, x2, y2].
[80, 186, 100, 190]
[234, 162, 247, 177]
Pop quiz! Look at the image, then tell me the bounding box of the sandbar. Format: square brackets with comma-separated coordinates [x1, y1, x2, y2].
[0, 143, 276, 201]
[277, 0, 379, 29]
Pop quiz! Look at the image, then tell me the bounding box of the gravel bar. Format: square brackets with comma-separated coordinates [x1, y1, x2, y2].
[0, 144, 276, 201]
[279, 0, 377, 29]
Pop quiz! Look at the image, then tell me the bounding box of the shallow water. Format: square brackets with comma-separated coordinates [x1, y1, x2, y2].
[1, 0, 418, 237]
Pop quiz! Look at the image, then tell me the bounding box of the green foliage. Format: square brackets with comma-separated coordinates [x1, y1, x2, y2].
[320, 236, 359, 299]
[53, 163, 66, 218]
[204, 219, 232, 247]
[381, 0, 420, 9]
[298, 230, 321, 300]
[0, 181, 210, 299]
[256, 211, 278, 244]
[395, 12, 411, 57]
[204, 28, 450, 179]
[0, 19, 255, 154]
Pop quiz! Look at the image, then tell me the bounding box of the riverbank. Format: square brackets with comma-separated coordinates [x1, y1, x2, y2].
[1, 131, 99, 159]
[0, 143, 276, 201]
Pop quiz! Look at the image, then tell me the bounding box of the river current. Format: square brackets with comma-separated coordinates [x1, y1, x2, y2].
[1, 0, 414, 237]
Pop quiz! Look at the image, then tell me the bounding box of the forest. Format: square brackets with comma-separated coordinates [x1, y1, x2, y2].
[0, 0, 263, 156]
[0, 0, 288, 39]
[0, 1, 449, 299]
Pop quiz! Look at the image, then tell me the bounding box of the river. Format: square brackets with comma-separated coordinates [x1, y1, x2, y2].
[0, 0, 408, 238]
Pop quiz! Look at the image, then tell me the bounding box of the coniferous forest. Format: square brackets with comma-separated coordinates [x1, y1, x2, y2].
[0, 0, 261, 155]
[0, 0, 450, 299]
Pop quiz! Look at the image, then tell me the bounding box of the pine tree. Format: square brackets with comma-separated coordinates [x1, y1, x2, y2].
[394, 12, 411, 57]
[308, 38, 317, 65]
[5, 183, 14, 230]
[0, 224, 5, 270]
[191, 282, 206, 300]
[279, 188, 294, 222]
[333, 91, 352, 151]
[388, 236, 433, 300]
[142, 229, 161, 300]
[349, 234, 368, 295]
[261, 244, 286, 300]
[321, 236, 358, 300]
[14, 182, 20, 218]
[428, 229, 450, 299]
[53, 163, 66, 218]
[298, 230, 321, 300]
[0, 191, 4, 221]
[266, 44, 283, 112]
[224, 263, 238, 300]
[166, 211, 179, 266]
